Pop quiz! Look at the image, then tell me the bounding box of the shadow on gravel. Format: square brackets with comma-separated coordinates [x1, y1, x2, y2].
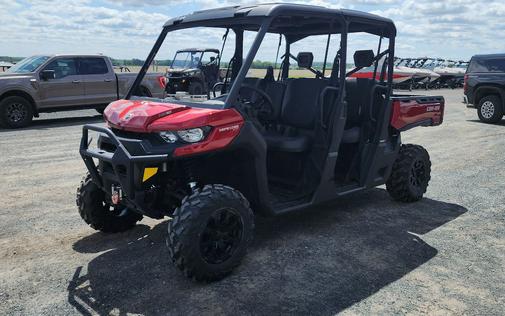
[68, 189, 467, 315]
[0, 115, 102, 132]
[466, 119, 505, 126]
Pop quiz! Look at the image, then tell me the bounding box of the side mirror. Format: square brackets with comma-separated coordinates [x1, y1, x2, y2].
[297, 52, 314, 68]
[40, 70, 55, 81]
[354, 50, 375, 68]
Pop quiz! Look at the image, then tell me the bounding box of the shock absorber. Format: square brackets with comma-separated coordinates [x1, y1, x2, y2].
[181, 158, 198, 188]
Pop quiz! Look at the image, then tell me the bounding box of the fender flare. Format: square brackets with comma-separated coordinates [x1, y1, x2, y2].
[0, 89, 39, 117]
[474, 85, 505, 110]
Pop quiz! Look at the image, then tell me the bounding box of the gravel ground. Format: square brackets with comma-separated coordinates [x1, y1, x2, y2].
[0, 89, 504, 315]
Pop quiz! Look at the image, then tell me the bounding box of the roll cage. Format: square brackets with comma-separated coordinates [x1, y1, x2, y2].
[127, 4, 397, 107]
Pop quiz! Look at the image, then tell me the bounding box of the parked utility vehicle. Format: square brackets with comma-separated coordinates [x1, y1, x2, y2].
[165, 48, 221, 95]
[0, 54, 165, 128]
[77, 4, 445, 282]
[464, 54, 505, 123]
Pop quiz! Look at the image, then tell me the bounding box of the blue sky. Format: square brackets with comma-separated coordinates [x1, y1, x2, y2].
[1, 0, 504, 61]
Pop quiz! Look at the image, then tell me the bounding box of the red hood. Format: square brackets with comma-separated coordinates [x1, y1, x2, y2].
[103, 99, 243, 133]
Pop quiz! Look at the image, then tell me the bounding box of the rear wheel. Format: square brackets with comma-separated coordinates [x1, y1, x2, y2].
[386, 144, 431, 202]
[167, 184, 254, 282]
[76, 173, 143, 233]
[477, 95, 503, 123]
[188, 81, 204, 95]
[0, 96, 33, 128]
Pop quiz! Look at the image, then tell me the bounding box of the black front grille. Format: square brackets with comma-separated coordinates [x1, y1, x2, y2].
[110, 128, 146, 139]
[100, 129, 176, 156]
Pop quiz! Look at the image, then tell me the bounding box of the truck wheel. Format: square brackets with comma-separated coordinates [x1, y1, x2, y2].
[188, 81, 204, 95]
[386, 144, 431, 203]
[76, 173, 143, 233]
[167, 184, 254, 282]
[0, 96, 34, 128]
[477, 95, 503, 123]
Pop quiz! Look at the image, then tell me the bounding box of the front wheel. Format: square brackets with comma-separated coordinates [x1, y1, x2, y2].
[0, 96, 34, 128]
[188, 81, 204, 95]
[76, 173, 143, 233]
[386, 144, 431, 202]
[477, 95, 503, 123]
[167, 184, 254, 282]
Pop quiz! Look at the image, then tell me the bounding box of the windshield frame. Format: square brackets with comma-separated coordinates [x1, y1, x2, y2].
[7, 55, 50, 73]
[125, 19, 273, 108]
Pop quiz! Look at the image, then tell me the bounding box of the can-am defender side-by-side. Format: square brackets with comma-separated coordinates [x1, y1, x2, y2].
[165, 48, 221, 96]
[77, 4, 445, 282]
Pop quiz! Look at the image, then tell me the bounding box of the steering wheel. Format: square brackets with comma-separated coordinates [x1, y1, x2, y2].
[238, 84, 275, 120]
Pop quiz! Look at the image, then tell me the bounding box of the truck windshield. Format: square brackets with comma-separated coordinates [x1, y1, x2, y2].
[170, 51, 203, 69]
[7, 56, 50, 73]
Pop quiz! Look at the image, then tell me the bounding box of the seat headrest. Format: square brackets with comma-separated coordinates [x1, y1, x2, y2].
[354, 50, 375, 68]
[297, 52, 313, 68]
[265, 65, 274, 81]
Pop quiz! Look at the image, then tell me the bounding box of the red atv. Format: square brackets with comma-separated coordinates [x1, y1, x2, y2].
[77, 4, 445, 282]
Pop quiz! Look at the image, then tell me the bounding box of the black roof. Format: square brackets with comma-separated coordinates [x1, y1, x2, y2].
[472, 53, 505, 59]
[164, 3, 396, 38]
[176, 48, 220, 54]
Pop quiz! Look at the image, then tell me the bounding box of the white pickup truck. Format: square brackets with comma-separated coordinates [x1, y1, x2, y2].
[0, 54, 166, 128]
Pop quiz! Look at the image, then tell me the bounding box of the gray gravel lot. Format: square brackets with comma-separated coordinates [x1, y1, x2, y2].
[0, 89, 504, 315]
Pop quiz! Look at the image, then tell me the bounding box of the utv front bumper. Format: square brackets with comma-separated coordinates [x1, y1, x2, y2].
[165, 78, 190, 93]
[80, 124, 170, 216]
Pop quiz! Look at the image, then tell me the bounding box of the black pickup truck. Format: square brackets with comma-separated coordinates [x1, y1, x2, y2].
[464, 54, 505, 123]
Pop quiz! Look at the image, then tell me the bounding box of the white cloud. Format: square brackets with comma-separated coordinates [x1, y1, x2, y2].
[0, 0, 504, 60]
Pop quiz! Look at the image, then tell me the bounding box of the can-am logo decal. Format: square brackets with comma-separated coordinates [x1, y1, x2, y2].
[124, 113, 134, 120]
[218, 124, 240, 132]
[426, 105, 441, 112]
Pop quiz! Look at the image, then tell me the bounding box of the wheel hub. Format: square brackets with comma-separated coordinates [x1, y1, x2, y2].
[6, 103, 27, 123]
[200, 208, 243, 264]
[481, 101, 495, 119]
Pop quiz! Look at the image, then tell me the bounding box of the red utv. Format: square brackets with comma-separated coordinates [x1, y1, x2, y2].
[77, 4, 445, 282]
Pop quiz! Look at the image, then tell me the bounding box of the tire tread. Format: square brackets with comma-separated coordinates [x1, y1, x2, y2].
[386, 144, 431, 202]
[167, 184, 254, 282]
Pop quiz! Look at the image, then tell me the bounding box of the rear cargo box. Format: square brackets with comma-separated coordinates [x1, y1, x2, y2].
[390, 96, 445, 131]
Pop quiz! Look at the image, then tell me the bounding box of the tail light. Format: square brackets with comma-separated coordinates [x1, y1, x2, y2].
[463, 74, 469, 93]
[157, 76, 167, 89]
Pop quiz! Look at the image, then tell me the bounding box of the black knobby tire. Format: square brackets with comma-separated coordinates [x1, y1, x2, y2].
[386, 144, 431, 203]
[76, 173, 143, 233]
[167, 184, 254, 282]
[188, 81, 204, 95]
[477, 95, 503, 124]
[0, 96, 34, 128]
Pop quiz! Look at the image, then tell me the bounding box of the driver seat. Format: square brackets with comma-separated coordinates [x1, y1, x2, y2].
[264, 52, 328, 153]
[264, 78, 329, 152]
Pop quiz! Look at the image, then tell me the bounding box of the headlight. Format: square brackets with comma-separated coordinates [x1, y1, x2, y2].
[177, 128, 205, 143]
[159, 127, 210, 144]
[184, 70, 198, 77]
[159, 131, 178, 143]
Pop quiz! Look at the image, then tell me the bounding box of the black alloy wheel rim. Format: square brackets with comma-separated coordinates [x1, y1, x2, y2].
[194, 85, 203, 95]
[200, 208, 244, 264]
[6, 103, 27, 123]
[409, 159, 426, 189]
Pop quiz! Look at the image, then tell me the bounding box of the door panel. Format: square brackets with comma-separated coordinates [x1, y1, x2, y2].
[78, 58, 117, 105]
[37, 58, 84, 108]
